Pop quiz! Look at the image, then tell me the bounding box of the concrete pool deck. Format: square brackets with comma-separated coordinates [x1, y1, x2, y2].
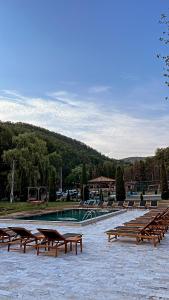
[0, 209, 169, 299]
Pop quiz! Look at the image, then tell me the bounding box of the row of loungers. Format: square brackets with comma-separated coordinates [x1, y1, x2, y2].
[105, 208, 169, 246]
[0, 227, 83, 257]
[113, 200, 158, 209]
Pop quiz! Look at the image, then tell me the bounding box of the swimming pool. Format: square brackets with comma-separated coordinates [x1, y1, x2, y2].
[17, 209, 117, 222]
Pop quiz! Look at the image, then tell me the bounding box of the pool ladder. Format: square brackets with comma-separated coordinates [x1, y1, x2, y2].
[82, 210, 97, 222]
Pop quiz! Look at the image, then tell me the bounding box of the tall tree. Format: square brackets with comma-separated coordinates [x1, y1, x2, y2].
[3, 133, 49, 200]
[160, 162, 169, 200]
[48, 151, 62, 200]
[81, 163, 88, 201]
[115, 166, 126, 201]
[81, 163, 87, 186]
[158, 14, 169, 97]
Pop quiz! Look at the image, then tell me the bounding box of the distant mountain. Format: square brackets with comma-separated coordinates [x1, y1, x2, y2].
[121, 157, 147, 164]
[0, 121, 120, 199]
[0, 121, 118, 174]
[0, 121, 114, 164]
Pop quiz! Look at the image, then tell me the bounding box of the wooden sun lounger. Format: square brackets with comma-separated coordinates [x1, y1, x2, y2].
[139, 200, 147, 208]
[147, 200, 158, 209]
[115, 224, 165, 240]
[106, 228, 160, 246]
[118, 213, 166, 237]
[127, 201, 135, 208]
[105, 212, 167, 246]
[7, 227, 43, 253]
[0, 228, 16, 245]
[36, 229, 83, 256]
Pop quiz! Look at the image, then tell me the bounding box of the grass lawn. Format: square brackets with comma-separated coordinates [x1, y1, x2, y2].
[0, 201, 79, 216]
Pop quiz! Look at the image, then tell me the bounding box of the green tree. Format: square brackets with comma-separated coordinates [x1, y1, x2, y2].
[81, 163, 87, 186]
[66, 165, 82, 186]
[158, 14, 169, 97]
[160, 162, 169, 200]
[48, 152, 62, 201]
[115, 166, 126, 201]
[81, 163, 88, 201]
[66, 190, 71, 201]
[3, 133, 48, 200]
[84, 185, 89, 201]
[0, 124, 13, 199]
[103, 160, 116, 178]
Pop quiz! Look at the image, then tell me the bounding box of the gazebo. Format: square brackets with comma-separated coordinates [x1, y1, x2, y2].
[88, 176, 116, 191]
[27, 186, 48, 204]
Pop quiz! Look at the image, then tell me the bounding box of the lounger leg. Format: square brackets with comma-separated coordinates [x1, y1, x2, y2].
[55, 247, 58, 257]
[80, 239, 82, 252]
[136, 237, 139, 244]
[65, 242, 67, 254]
[153, 238, 157, 247]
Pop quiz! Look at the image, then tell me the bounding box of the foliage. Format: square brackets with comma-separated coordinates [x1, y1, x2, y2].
[84, 185, 89, 201]
[124, 157, 160, 185]
[81, 163, 88, 186]
[158, 14, 169, 98]
[0, 121, 116, 201]
[115, 166, 126, 201]
[80, 163, 88, 201]
[66, 190, 70, 201]
[66, 165, 83, 187]
[160, 162, 169, 200]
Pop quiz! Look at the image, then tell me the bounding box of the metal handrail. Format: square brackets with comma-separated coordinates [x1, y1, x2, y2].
[82, 210, 97, 221]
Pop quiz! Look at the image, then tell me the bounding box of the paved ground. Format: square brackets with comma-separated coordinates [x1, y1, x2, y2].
[0, 210, 169, 300]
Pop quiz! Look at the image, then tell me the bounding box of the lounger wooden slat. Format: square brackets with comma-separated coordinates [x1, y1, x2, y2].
[7, 227, 43, 253]
[36, 229, 83, 256]
[0, 228, 16, 246]
[106, 208, 169, 247]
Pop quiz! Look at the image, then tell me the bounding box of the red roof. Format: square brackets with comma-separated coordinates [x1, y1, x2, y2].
[88, 176, 115, 183]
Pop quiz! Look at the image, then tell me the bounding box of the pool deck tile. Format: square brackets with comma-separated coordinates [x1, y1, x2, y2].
[0, 210, 169, 299]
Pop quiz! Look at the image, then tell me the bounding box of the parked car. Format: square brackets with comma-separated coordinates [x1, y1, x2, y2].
[66, 190, 78, 197]
[56, 191, 63, 199]
[56, 189, 78, 200]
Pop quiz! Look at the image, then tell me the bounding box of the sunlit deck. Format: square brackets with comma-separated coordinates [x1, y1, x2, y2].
[0, 210, 169, 299]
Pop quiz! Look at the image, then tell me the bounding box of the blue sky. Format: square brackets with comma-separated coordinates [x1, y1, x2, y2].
[0, 0, 169, 158]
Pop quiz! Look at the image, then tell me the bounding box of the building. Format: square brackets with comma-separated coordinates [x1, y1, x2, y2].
[88, 176, 116, 191]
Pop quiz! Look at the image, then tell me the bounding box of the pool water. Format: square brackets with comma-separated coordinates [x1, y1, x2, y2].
[18, 209, 115, 222]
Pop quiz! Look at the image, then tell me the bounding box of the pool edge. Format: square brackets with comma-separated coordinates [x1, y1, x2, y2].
[0, 210, 127, 226]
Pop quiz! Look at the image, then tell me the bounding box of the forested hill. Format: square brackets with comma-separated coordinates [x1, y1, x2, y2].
[0, 121, 113, 165]
[1, 121, 169, 201]
[0, 121, 118, 199]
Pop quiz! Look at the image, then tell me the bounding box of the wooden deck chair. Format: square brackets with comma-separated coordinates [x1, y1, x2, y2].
[37, 229, 83, 256]
[127, 201, 134, 208]
[139, 200, 147, 208]
[0, 228, 16, 246]
[123, 201, 128, 208]
[149, 200, 158, 208]
[117, 201, 125, 208]
[105, 213, 163, 246]
[7, 227, 43, 253]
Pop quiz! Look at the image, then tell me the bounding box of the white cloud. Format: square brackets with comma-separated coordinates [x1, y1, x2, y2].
[0, 88, 169, 159]
[88, 85, 112, 93]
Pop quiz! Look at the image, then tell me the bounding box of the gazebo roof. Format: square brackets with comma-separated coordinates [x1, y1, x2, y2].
[88, 176, 115, 183]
